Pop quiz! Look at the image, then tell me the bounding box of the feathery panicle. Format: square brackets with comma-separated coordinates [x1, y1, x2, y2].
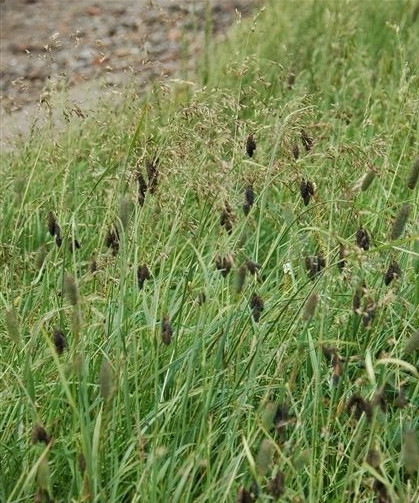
[407, 156, 419, 189]
[99, 359, 115, 402]
[137, 264, 151, 290]
[361, 170, 376, 191]
[161, 316, 173, 345]
[246, 134, 256, 157]
[5, 308, 20, 343]
[250, 293, 264, 322]
[390, 204, 410, 240]
[384, 260, 401, 285]
[53, 328, 67, 355]
[303, 292, 318, 321]
[64, 274, 79, 306]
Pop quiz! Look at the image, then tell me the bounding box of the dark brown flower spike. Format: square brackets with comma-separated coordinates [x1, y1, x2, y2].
[352, 281, 366, 314]
[137, 264, 151, 290]
[53, 328, 67, 355]
[322, 346, 343, 386]
[161, 316, 173, 345]
[243, 185, 255, 216]
[215, 254, 234, 277]
[356, 227, 370, 251]
[292, 143, 300, 160]
[305, 254, 325, 280]
[301, 130, 313, 152]
[407, 156, 419, 189]
[346, 393, 372, 422]
[47, 211, 62, 247]
[246, 134, 256, 157]
[384, 260, 401, 286]
[32, 424, 50, 445]
[146, 157, 159, 194]
[246, 260, 261, 275]
[69, 238, 80, 254]
[105, 226, 119, 256]
[220, 204, 234, 234]
[137, 171, 148, 206]
[390, 204, 410, 241]
[300, 179, 315, 205]
[237, 486, 256, 503]
[267, 470, 285, 499]
[250, 293, 264, 322]
[362, 298, 376, 327]
[235, 265, 247, 294]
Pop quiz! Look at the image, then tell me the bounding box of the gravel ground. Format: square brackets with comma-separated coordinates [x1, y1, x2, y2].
[0, 0, 255, 147]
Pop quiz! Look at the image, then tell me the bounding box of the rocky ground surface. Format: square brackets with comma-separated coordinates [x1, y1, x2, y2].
[0, 0, 255, 148]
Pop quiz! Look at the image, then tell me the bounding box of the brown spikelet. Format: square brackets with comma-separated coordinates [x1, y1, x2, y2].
[303, 292, 318, 321]
[99, 359, 115, 402]
[5, 308, 20, 343]
[69, 238, 80, 254]
[273, 403, 289, 441]
[407, 156, 419, 189]
[384, 260, 401, 285]
[305, 256, 317, 280]
[235, 265, 247, 294]
[246, 134, 256, 157]
[146, 157, 159, 194]
[287, 71, 296, 89]
[346, 393, 372, 422]
[362, 298, 376, 327]
[64, 274, 79, 306]
[220, 204, 234, 234]
[352, 281, 366, 314]
[215, 254, 234, 277]
[337, 243, 346, 272]
[137, 170, 148, 206]
[105, 226, 119, 256]
[161, 316, 173, 345]
[250, 293, 264, 322]
[137, 264, 151, 290]
[300, 179, 315, 205]
[404, 329, 419, 355]
[55, 233, 63, 247]
[361, 170, 376, 191]
[237, 486, 256, 503]
[292, 143, 300, 160]
[267, 470, 285, 499]
[246, 260, 261, 275]
[301, 130, 313, 152]
[366, 448, 381, 469]
[322, 346, 343, 386]
[372, 479, 390, 503]
[53, 328, 67, 355]
[47, 211, 58, 236]
[90, 255, 98, 273]
[390, 204, 410, 240]
[356, 227, 370, 250]
[32, 424, 50, 445]
[243, 185, 255, 216]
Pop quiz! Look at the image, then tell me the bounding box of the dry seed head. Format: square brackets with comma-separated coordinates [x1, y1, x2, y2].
[99, 359, 115, 402]
[404, 329, 419, 354]
[5, 308, 20, 343]
[384, 260, 401, 286]
[366, 448, 381, 469]
[53, 328, 67, 355]
[90, 255, 98, 273]
[47, 211, 58, 236]
[220, 206, 234, 234]
[236, 486, 254, 503]
[55, 233, 62, 247]
[146, 157, 159, 194]
[346, 393, 372, 422]
[137, 170, 148, 206]
[255, 438, 273, 476]
[292, 143, 299, 160]
[267, 470, 285, 499]
[250, 293, 264, 322]
[32, 424, 50, 445]
[356, 227, 370, 250]
[407, 156, 419, 189]
[301, 130, 313, 152]
[402, 429, 419, 475]
[246, 133, 256, 157]
[235, 265, 247, 294]
[362, 298, 376, 327]
[105, 226, 119, 256]
[352, 281, 366, 314]
[243, 186, 254, 215]
[246, 260, 261, 275]
[390, 204, 410, 240]
[64, 274, 79, 306]
[215, 254, 234, 277]
[303, 292, 318, 321]
[361, 170, 376, 191]
[137, 264, 151, 290]
[300, 179, 315, 205]
[372, 479, 390, 503]
[69, 238, 80, 254]
[161, 316, 173, 345]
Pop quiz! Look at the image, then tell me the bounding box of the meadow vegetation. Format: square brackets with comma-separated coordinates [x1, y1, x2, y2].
[1, 0, 418, 502]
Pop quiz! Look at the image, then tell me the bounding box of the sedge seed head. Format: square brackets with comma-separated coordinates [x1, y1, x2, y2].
[407, 156, 419, 189]
[390, 204, 410, 241]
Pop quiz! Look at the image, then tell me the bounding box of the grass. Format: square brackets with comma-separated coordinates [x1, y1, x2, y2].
[1, 0, 418, 502]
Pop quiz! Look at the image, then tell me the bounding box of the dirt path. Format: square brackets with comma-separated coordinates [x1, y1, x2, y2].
[0, 0, 254, 149]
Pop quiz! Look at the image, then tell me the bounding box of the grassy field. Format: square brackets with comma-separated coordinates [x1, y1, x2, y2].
[1, 0, 418, 502]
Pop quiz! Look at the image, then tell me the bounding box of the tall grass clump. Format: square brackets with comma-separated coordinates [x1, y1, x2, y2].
[1, 1, 418, 502]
